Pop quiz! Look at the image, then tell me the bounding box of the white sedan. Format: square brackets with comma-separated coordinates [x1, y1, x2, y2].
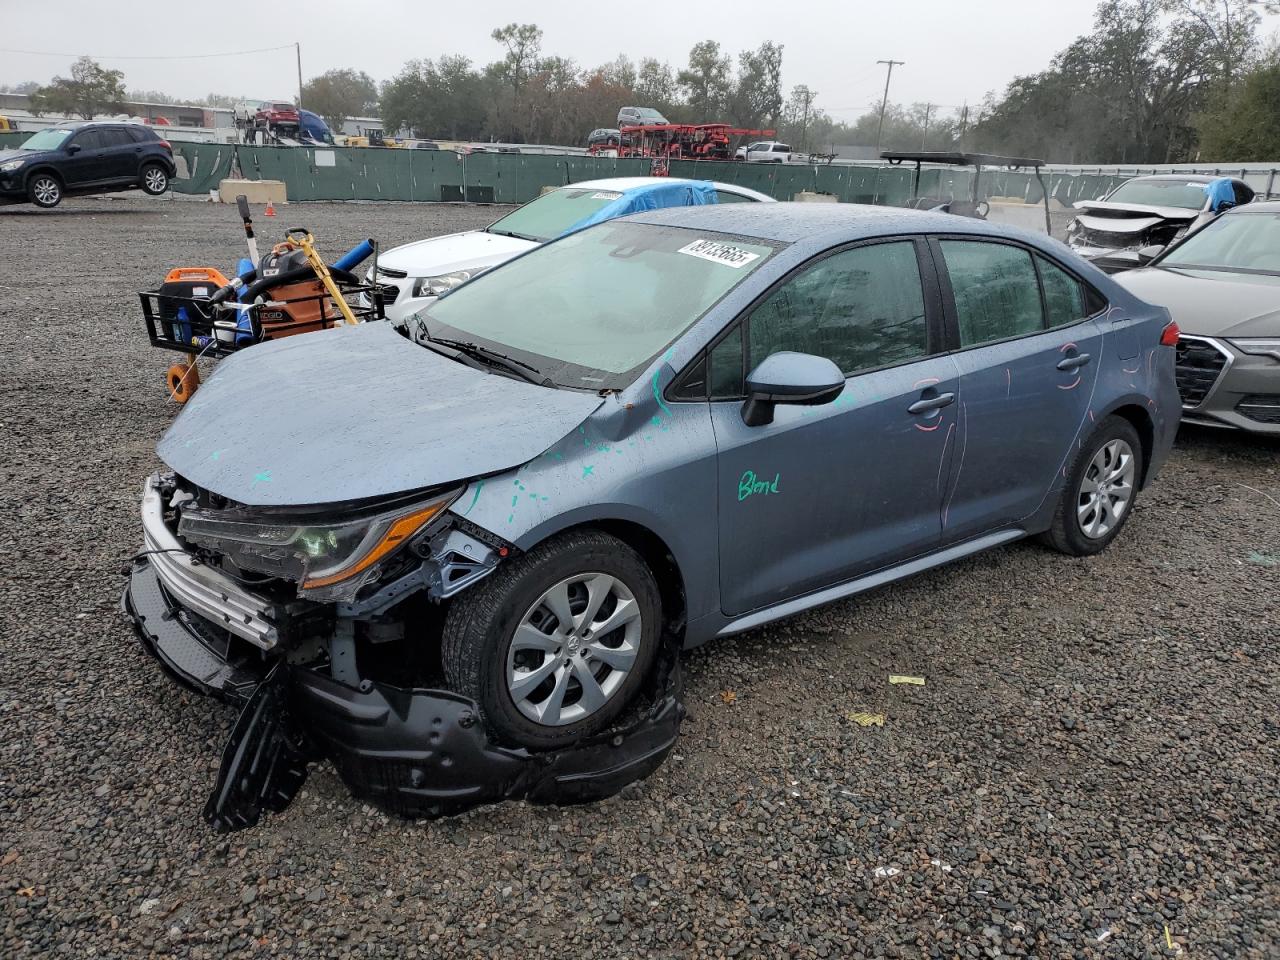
[370, 177, 774, 328]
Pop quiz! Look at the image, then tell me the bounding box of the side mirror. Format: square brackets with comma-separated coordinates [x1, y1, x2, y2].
[1136, 244, 1165, 264]
[975, 199, 991, 219]
[1213, 199, 1236, 214]
[65, 143, 81, 155]
[741, 352, 845, 427]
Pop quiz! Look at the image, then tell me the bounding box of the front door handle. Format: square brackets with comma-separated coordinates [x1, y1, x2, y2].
[908, 392, 956, 415]
[1057, 353, 1092, 371]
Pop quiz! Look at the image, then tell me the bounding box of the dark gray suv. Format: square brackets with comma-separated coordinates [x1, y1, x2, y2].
[0, 121, 176, 208]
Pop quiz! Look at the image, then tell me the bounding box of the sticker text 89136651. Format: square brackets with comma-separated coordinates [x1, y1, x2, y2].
[678, 239, 762, 268]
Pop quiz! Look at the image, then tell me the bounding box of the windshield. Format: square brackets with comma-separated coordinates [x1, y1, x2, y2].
[486, 186, 631, 243]
[1159, 212, 1280, 273]
[21, 128, 72, 150]
[1105, 179, 1208, 210]
[421, 220, 778, 389]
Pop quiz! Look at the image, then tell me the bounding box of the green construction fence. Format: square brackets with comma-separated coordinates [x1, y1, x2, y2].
[0, 130, 1135, 208]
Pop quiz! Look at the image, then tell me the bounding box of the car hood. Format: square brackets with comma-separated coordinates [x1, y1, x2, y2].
[157, 322, 602, 507]
[0, 147, 52, 165]
[1115, 266, 1280, 337]
[375, 229, 538, 278]
[1073, 200, 1201, 222]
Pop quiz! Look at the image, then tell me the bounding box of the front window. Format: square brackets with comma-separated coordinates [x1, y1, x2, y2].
[421, 221, 778, 389]
[485, 187, 630, 243]
[1159, 212, 1280, 273]
[1105, 179, 1209, 210]
[21, 128, 72, 150]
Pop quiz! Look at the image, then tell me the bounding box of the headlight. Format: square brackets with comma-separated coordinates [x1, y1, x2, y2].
[177, 488, 459, 601]
[0, 159, 24, 173]
[1230, 338, 1280, 362]
[412, 268, 484, 298]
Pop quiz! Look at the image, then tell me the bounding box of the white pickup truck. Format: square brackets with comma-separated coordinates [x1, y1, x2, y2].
[742, 141, 800, 163]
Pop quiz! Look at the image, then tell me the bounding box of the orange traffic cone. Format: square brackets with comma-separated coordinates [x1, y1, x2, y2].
[264, 200, 276, 217]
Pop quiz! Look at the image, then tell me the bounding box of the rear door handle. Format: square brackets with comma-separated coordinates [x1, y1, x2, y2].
[1057, 353, 1092, 371]
[908, 392, 955, 414]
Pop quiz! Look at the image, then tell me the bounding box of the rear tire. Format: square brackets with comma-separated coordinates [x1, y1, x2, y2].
[28, 173, 62, 208]
[1041, 415, 1144, 556]
[441, 530, 661, 750]
[140, 163, 169, 196]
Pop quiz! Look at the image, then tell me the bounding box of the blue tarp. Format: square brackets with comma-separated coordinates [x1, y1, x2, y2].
[1205, 177, 1235, 212]
[564, 179, 717, 235]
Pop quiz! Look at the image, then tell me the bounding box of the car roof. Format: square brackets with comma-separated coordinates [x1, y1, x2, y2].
[1122, 173, 1236, 184]
[629, 201, 1015, 244]
[562, 177, 772, 200]
[1226, 198, 1280, 213]
[50, 120, 121, 129]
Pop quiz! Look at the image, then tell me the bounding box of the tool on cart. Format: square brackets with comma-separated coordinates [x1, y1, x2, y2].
[236, 195, 260, 263]
[280, 229, 359, 327]
[140, 225, 383, 404]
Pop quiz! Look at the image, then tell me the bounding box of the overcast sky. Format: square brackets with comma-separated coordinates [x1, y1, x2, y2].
[4, 1, 1277, 121]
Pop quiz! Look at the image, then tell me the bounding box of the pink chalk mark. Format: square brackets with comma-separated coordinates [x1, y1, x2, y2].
[1057, 376, 1082, 390]
[913, 376, 941, 389]
[1088, 409, 1095, 422]
[1059, 342, 1078, 353]
[914, 421, 942, 432]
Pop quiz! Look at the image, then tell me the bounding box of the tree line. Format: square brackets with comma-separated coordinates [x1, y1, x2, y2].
[10, 4, 1280, 162]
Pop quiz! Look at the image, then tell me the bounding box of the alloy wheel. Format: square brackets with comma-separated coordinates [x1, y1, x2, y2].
[32, 177, 60, 206]
[505, 572, 643, 726]
[1076, 438, 1135, 539]
[144, 167, 168, 192]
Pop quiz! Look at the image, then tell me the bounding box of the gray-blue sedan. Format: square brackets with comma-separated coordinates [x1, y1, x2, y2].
[126, 202, 1180, 825]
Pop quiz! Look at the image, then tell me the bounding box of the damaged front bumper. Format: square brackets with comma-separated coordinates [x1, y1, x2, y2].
[123, 559, 684, 831]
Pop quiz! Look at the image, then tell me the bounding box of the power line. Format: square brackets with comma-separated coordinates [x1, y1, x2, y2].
[0, 44, 296, 61]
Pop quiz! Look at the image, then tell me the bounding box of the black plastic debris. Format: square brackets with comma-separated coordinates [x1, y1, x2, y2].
[203, 646, 683, 831]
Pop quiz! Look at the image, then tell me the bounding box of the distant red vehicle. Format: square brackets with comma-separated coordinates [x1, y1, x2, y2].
[255, 101, 299, 130]
[617, 123, 777, 161]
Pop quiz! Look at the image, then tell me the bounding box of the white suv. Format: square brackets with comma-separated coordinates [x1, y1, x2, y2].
[744, 141, 797, 163]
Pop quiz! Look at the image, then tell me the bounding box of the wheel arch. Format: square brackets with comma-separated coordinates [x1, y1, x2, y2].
[519, 517, 689, 642]
[24, 165, 63, 188]
[1099, 401, 1156, 488]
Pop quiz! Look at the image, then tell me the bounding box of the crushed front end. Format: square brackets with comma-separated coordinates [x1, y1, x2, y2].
[122, 473, 683, 831]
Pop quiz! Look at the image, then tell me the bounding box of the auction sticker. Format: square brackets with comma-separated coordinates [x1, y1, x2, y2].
[677, 238, 761, 268]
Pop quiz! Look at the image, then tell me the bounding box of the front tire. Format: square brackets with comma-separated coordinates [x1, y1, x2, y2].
[1042, 415, 1143, 556]
[441, 530, 661, 750]
[140, 163, 169, 196]
[28, 173, 62, 208]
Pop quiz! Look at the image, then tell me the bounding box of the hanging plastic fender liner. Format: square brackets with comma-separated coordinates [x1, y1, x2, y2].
[202, 644, 685, 832]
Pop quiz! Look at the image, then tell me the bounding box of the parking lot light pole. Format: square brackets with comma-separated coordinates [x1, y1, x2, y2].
[875, 59, 904, 156]
[296, 42, 303, 109]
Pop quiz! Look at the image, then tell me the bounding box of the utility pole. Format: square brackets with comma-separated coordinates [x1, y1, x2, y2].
[874, 59, 904, 156]
[295, 42, 303, 109]
[919, 102, 934, 150]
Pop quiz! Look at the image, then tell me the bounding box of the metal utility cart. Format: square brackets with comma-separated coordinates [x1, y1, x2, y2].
[881, 151, 1052, 233]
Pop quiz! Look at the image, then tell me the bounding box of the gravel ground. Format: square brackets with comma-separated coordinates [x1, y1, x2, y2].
[1, 197, 1277, 959]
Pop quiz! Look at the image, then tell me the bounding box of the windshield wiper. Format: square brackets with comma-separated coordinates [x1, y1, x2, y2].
[426, 335, 552, 386]
[486, 227, 544, 242]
